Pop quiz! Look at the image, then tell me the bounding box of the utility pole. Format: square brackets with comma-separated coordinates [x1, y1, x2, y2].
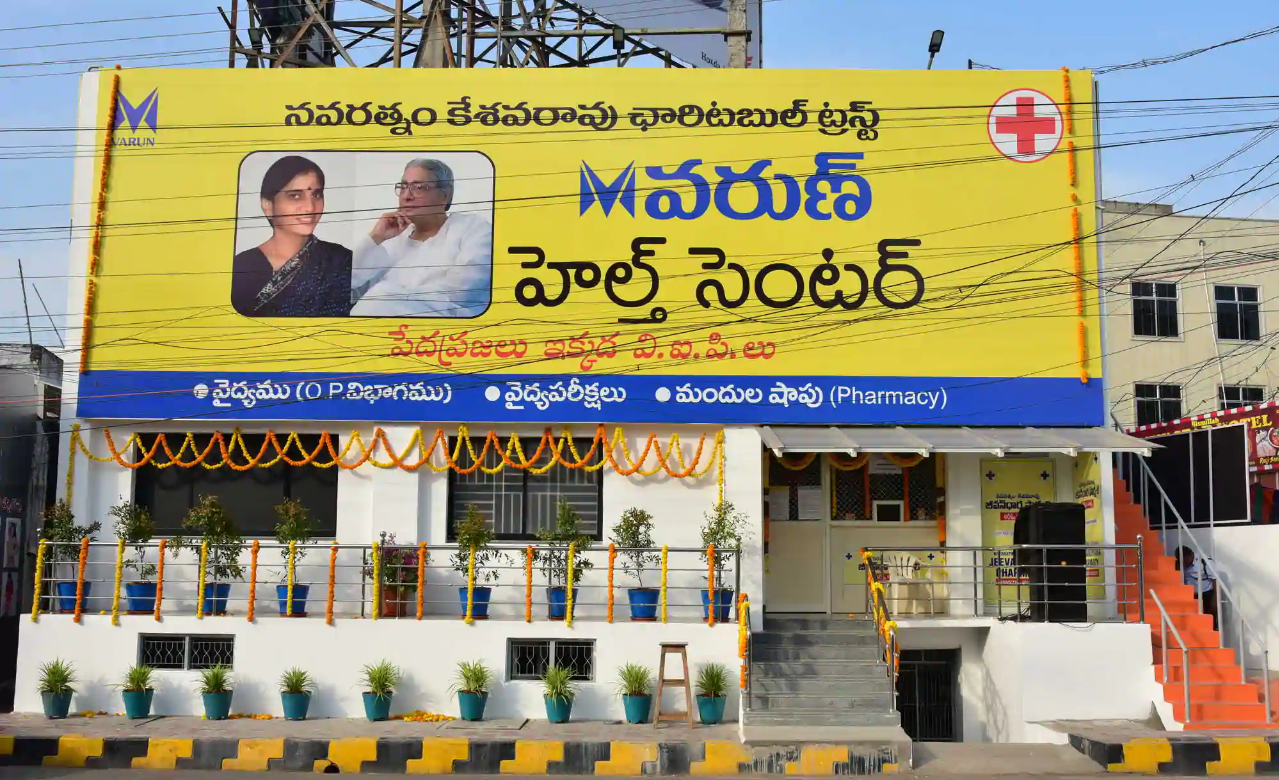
[16, 258, 33, 347]
[728, 0, 747, 68]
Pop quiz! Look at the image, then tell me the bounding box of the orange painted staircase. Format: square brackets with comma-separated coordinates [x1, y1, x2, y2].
[1113, 475, 1272, 729]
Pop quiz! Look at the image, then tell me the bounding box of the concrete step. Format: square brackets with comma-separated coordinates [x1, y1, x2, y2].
[751, 676, 894, 696]
[750, 693, 896, 712]
[1162, 682, 1262, 704]
[1153, 646, 1237, 666]
[1157, 664, 1246, 684]
[1151, 627, 1222, 648]
[1171, 700, 1269, 723]
[753, 644, 885, 662]
[744, 709, 901, 728]
[761, 616, 879, 633]
[751, 660, 887, 679]
[752, 631, 881, 648]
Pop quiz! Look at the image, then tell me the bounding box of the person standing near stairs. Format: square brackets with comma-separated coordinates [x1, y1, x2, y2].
[1175, 546, 1218, 631]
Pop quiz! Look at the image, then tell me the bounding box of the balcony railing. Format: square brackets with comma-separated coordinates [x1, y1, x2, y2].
[30, 541, 741, 625]
[861, 544, 1144, 622]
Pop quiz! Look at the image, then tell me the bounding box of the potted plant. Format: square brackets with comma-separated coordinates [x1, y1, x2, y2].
[117, 664, 155, 720]
[274, 499, 314, 617]
[110, 501, 157, 614]
[532, 499, 595, 621]
[616, 662, 653, 724]
[171, 495, 244, 616]
[364, 532, 418, 618]
[699, 501, 749, 622]
[39, 501, 101, 614]
[610, 508, 660, 621]
[695, 663, 731, 725]
[360, 660, 401, 721]
[197, 664, 234, 721]
[450, 659, 493, 722]
[37, 658, 75, 719]
[451, 505, 510, 619]
[541, 664, 577, 724]
[279, 667, 316, 721]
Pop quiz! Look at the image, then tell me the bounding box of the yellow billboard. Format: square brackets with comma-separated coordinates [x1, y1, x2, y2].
[75, 68, 1102, 424]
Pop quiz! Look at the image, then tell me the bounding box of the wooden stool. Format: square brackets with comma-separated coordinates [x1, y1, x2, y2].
[653, 642, 694, 728]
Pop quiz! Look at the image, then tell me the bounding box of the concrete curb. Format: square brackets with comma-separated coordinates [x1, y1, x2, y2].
[1070, 733, 1276, 774]
[0, 735, 903, 774]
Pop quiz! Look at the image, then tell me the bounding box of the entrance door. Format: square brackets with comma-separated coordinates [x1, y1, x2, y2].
[764, 453, 827, 613]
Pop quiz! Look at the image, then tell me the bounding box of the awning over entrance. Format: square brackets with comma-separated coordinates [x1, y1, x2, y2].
[759, 426, 1158, 458]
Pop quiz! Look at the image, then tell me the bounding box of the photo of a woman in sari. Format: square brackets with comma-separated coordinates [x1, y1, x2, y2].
[231, 155, 353, 317]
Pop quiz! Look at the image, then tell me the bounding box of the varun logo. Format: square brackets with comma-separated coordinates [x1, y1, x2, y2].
[113, 88, 158, 147]
[579, 161, 636, 217]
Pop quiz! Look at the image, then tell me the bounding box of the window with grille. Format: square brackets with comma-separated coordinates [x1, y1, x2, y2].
[1134, 383, 1183, 426]
[507, 639, 594, 681]
[1220, 385, 1265, 410]
[1131, 282, 1179, 338]
[1215, 285, 1261, 341]
[133, 433, 338, 537]
[833, 455, 939, 522]
[449, 437, 602, 539]
[138, 635, 234, 670]
[768, 454, 823, 521]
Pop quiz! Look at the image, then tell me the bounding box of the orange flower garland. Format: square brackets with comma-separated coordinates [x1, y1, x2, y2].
[326, 543, 337, 625]
[73, 538, 89, 624]
[153, 540, 165, 621]
[79, 69, 122, 375]
[882, 453, 925, 469]
[246, 541, 259, 623]
[606, 544, 616, 623]
[1060, 66, 1074, 135]
[524, 546, 534, 623]
[416, 543, 426, 621]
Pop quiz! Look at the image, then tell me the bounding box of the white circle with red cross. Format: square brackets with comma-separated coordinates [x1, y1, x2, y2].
[987, 88, 1063, 163]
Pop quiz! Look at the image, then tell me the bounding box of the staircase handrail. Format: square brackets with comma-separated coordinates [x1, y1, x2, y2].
[1150, 588, 1193, 725]
[860, 549, 900, 705]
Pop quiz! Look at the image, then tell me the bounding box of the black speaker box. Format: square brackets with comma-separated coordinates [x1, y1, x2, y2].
[1014, 502, 1088, 623]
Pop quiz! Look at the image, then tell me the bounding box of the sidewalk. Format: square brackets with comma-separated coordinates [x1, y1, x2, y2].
[0, 713, 900, 775]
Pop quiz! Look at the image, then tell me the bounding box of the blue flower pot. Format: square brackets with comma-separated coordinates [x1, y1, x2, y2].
[458, 691, 487, 722]
[546, 587, 579, 621]
[363, 692, 392, 721]
[122, 689, 154, 720]
[622, 694, 652, 724]
[700, 588, 734, 622]
[276, 584, 310, 617]
[281, 692, 311, 721]
[697, 695, 727, 725]
[124, 582, 157, 614]
[41, 691, 72, 719]
[545, 695, 573, 724]
[202, 583, 232, 616]
[458, 586, 493, 619]
[627, 589, 659, 621]
[203, 691, 233, 721]
[55, 581, 90, 614]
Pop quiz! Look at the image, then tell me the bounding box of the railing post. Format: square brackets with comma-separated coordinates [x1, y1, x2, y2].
[1265, 648, 1273, 724]
[1136, 538, 1145, 624]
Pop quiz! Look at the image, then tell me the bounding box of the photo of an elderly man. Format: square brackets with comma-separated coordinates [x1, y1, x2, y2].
[351, 157, 493, 318]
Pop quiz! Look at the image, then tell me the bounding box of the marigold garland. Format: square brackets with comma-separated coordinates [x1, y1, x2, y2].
[464, 546, 477, 625]
[774, 452, 817, 471]
[286, 541, 297, 617]
[706, 544, 717, 627]
[79, 70, 122, 375]
[826, 452, 870, 472]
[1066, 140, 1078, 187]
[565, 543, 575, 627]
[1078, 321, 1090, 383]
[31, 539, 46, 622]
[65, 427, 78, 505]
[737, 593, 750, 690]
[153, 539, 165, 621]
[417, 543, 427, 621]
[196, 541, 208, 620]
[882, 453, 925, 469]
[326, 543, 337, 625]
[524, 545, 534, 623]
[660, 546, 669, 624]
[606, 544, 616, 624]
[1060, 66, 1074, 135]
[371, 542, 381, 620]
[247, 541, 259, 623]
[73, 538, 89, 624]
[111, 539, 125, 626]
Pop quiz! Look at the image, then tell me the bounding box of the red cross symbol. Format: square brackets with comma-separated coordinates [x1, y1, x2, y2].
[987, 88, 1063, 163]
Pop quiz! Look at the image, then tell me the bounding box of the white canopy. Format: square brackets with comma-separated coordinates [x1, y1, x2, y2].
[758, 426, 1157, 457]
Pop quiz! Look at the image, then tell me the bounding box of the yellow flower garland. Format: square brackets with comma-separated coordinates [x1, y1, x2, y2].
[111, 539, 125, 626]
[247, 540, 259, 623]
[371, 542, 381, 620]
[565, 543, 575, 627]
[660, 546, 669, 624]
[287, 541, 297, 617]
[464, 546, 476, 625]
[606, 544, 616, 624]
[73, 538, 89, 624]
[30, 539, 46, 622]
[196, 541, 208, 620]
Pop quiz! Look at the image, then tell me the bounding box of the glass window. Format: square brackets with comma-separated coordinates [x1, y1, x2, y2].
[1131, 281, 1179, 338]
[1215, 285, 1261, 341]
[1220, 385, 1266, 410]
[1134, 384, 1183, 426]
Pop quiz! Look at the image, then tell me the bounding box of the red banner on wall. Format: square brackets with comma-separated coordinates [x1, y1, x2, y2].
[1128, 401, 1279, 472]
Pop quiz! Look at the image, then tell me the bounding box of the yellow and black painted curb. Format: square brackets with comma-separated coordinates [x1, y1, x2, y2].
[1070, 733, 1278, 775]
[0, 735, 902, 774]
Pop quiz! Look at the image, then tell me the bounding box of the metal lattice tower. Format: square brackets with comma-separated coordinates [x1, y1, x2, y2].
[221, 0, 745, 69]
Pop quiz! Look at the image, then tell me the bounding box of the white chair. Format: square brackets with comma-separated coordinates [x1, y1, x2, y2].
[880, 551, 930, 616]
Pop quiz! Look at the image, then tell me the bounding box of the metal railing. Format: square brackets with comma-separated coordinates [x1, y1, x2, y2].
[30, 540, 741, 625]
[860, 544, 1143, 621]
[1150, 588, 1193, 724]
[861, 550, 899, 706]
[1117, 449, 1273, 723]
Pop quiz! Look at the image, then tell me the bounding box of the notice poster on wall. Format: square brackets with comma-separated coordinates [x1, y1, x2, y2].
[980, 459, 1056, 616]
[1074, 453, 1106, 601]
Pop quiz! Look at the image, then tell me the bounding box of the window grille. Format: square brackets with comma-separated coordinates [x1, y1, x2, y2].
[139, 635, 234, 670]
[507, 639, 595, 681]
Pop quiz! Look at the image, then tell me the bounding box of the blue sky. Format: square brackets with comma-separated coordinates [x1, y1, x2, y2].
[0, 0, 1275, 347]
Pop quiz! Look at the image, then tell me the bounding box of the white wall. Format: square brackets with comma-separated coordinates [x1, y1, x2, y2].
[1188, 523, 1279, 672]
[16, 615, 738, 720]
